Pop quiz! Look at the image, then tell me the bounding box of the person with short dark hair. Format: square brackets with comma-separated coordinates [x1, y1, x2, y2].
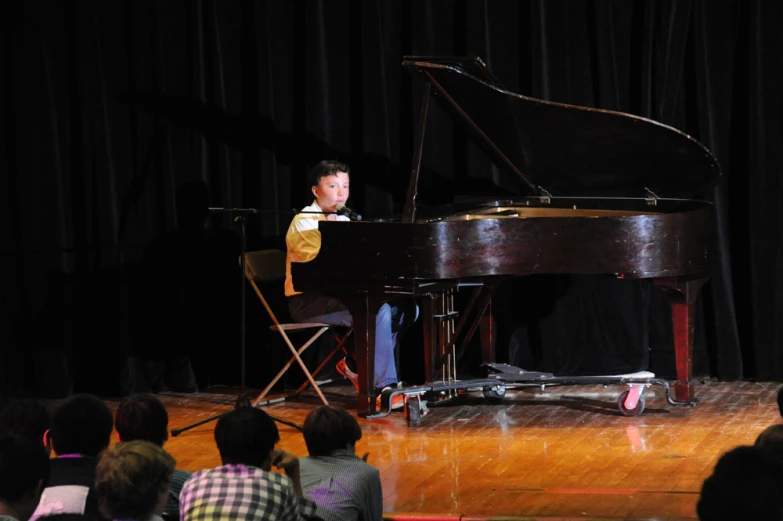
[30, 394, 113, 521]
[114, 394, 193, 519]
[696, 445, 783, 521]
[755, 424, 783, 467]
[49, 394, 113, 458]
[0, 400, 52, 455]
[94, 440, 175, 521]
[0, 436, 51, 521]
[115, 394, 169, 446]
[299, 406, 382, 521]
[286, 160, 418, 410]
[179, 407, 317, 521]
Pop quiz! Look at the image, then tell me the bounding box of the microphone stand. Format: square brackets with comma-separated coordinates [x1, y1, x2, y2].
[171, 207, 302, 436]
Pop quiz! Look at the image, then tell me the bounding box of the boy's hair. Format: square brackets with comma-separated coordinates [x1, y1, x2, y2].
[50, 394, 113, 457]
[697, 445, 783, 521]
[309, 160, 350, 188]
[214, 407, 279, 469]
[114, 394, 169, 447]
[0, 436, 50, 503]
[95, 440, 175, 520]
[0, 399, 51, 446]
[303, 405, 362, 457]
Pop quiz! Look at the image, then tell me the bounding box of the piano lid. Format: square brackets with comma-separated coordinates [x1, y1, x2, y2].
[403, 56, 721, 198]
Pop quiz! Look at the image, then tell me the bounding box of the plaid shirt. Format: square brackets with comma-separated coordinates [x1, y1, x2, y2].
[180, 464, 318, 521]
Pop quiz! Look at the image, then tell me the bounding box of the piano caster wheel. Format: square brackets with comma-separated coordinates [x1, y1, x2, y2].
[617, 389, 646, 417]
[483, 384, 506, 402]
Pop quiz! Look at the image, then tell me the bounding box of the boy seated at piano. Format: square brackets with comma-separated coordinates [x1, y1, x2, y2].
[285, 159, 418, 410]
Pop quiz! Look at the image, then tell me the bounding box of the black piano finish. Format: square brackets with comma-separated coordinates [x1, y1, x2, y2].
[291, 56, 720, 417]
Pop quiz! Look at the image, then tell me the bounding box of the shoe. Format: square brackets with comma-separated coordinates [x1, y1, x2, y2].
[336, 358, 360, 392]
[376, 387, 405, 411]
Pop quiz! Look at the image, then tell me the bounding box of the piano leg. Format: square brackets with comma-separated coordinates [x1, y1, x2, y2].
[342, 296, 382, 417]
[655, 277, 707, 403]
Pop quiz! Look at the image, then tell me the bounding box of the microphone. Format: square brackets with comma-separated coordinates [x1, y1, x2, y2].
[335, 204, 363, 221]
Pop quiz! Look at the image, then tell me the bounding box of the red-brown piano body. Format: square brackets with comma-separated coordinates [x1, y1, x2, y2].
[292, 56, 720, 417]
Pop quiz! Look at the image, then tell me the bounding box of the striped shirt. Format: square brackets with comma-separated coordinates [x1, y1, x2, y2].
[164, 468, 193, 518]
[299, 450, 383, 521]
[180, 464, 317, 521]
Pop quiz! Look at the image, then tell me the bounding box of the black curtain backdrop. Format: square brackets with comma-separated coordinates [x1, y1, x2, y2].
[1, 0, 781, 398]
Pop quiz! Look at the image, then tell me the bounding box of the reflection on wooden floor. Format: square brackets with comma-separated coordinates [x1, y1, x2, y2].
[105, 380, 782, 521]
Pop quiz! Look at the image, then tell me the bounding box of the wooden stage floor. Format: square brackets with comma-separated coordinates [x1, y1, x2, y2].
[108, 379, 782, 521]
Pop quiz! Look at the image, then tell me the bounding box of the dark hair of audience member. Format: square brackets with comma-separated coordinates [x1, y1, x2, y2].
[303, 405, 362, 457]
[214, 407, 279, 469]
[777, 385, 783, 419]
[114, 394, 169, 447]
[50, 394, 113, 457]
[95, 440, 175, 521]
[0, 436, 51, 510]
[754, 424, 783, 467]
[0, 400, 51, 448]
[696, 445, 783, 521]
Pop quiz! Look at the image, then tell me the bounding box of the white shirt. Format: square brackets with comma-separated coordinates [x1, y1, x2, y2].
[285, 201, 349, 297]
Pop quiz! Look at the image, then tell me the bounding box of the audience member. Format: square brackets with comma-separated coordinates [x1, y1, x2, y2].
[30, 394, 113, 521]
[94, 441, 174, 521]
[0, 436, 51, 521]
[36, 515, 96, 521]
[755, 424, 783, 466]
[114, 394, 192, 518]
[179, 407, 317, 521]
[299, 405, 382, 521]
[777, 385, 783, 420]
[0, 400, 52, 454]
[696, 445, 783, 521]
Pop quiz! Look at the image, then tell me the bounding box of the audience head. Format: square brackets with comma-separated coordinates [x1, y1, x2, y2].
[777, 385, 783, 419]
[95, 440, 174, 521]
[755, 424, 783, 466]
[697, 445, 783, 521]
[50, 394, 113, 458]
[114, 394, 169, 447]
[303, 405, 362, 457]
[214, 407, 279, 470]
[0, 436, 51, 521]
[0, 400, 52, 454]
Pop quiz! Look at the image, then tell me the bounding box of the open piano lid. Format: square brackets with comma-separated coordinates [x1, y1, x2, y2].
[402, 56, 721, 199]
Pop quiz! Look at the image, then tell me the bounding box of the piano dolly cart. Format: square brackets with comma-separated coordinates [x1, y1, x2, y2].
[483, 362, 697, 418]
[370, 364, 697, 427]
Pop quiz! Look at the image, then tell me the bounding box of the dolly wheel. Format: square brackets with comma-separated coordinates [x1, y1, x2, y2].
[483, 384, 506, 402]
[617, 389, 646, 417]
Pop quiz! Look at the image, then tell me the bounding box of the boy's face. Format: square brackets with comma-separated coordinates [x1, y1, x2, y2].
[312, 172, 350, 212]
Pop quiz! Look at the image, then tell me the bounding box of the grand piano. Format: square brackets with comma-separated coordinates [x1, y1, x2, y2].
[292, 56, 721, 418]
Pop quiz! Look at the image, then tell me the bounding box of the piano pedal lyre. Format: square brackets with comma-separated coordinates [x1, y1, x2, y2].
[431, 288, 459, 399]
